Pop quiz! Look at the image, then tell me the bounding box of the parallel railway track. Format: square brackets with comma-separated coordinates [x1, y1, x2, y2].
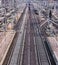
[2, 6, 27, 65]
[29, 4, 51, 65]
[20, 3, 52, 65]
[21, 4, 38, 65]
[3, 3, 55, 65]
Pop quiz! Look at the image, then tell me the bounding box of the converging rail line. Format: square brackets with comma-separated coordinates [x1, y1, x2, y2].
[20, 3, 52, 65]
[2, 3, 55, 65]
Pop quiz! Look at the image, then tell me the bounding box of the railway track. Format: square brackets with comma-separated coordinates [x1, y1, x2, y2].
[2, 6, 27, 65]
[20, 4, 38, 65]
[20, 3, 52, 65]
[31, 4, 53, 65]
[14, 6, 27, 31]
[3, 3, 54, 65]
